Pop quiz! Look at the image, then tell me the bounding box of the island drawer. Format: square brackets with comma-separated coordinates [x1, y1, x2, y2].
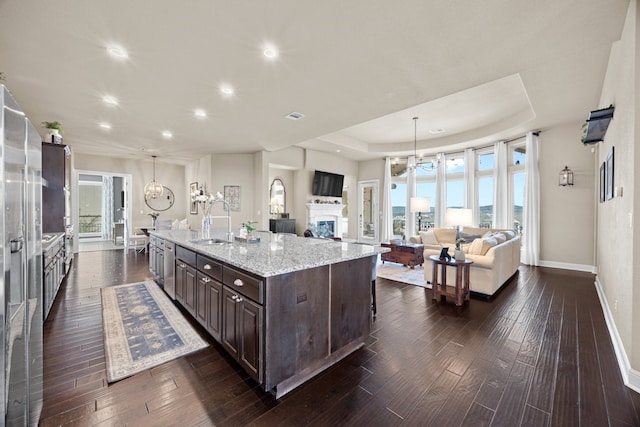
[197, 254, 222, 281]
[222, 266, 263, 304]
[176, 245, 196, 265]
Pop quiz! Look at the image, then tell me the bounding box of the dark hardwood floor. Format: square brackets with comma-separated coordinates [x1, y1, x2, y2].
[39, 250, 640, 426]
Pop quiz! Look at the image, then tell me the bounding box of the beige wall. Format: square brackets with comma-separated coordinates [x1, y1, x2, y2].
[538, 124, 596, 269]
[73, 153, 187, 230]
[595, 0, 639, 384]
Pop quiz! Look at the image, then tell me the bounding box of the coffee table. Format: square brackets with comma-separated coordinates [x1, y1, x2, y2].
[380, 242, 424, 269]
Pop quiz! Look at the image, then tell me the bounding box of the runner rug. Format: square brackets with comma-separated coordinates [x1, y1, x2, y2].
[101, 280, 208, 382]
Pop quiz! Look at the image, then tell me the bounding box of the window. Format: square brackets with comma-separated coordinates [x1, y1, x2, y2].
[446, 153, 464, 209]
[509, 141, 526, 234]
[391, 160, 408, 237]
[476, 149, 494, 228]
[415, 157, 437, 230]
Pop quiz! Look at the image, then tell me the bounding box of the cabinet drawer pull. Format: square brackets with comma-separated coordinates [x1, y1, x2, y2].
[201, 277, 210, 283]
[233, 279, 244, 287]
[235, 297, 243, 303]
[203, 264, 212, 270]
[179, 263, 186, 268]
[231, 294, 237, 301]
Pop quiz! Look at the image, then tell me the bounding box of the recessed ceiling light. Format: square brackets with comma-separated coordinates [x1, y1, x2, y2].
[99, 123, 112, 130]
[220, 85, 234, 96]
[106, 45, 128, 59]
[336, 149, 341, 153]
[429, 128, 446, 134]
[194, 109, 207, 118]
[162, 130, 173, 138]
[102, 95, 118, 106]
[263, 45, 279, 59]
[285, 112, 304, 120]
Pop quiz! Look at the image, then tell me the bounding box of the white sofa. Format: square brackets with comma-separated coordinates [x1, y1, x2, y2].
[409, 227, 521, 297]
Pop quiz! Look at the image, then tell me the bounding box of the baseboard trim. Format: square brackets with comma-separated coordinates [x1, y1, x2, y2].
[538, 259, 596, 273]
[594, 276, 640, 394]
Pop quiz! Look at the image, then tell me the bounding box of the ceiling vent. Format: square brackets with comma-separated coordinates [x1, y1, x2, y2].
[285, 112, 304, 120]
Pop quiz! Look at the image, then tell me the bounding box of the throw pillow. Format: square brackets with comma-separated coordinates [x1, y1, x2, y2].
[469, 236, 498, 255]
[503, 230, 516, 240]
[419, 229, 438, 245]
[459, 231, 481, 243]
[462, 227, 490, 237]
[492, 232, 506, 244]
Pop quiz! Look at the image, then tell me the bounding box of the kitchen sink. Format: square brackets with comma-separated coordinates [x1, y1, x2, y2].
[189, 238, 230, 246]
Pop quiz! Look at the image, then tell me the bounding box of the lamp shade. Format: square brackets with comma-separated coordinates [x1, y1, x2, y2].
[445, 208, 473, 227]
[410, 197, 430, 213]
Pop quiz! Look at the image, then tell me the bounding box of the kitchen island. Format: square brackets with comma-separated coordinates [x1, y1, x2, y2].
[149, 229, 387, 398]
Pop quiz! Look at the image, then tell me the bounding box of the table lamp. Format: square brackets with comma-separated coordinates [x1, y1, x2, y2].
[410, 197, 430, 232]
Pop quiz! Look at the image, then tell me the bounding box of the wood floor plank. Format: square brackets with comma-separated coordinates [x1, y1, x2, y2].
[38, 250, 640, 426]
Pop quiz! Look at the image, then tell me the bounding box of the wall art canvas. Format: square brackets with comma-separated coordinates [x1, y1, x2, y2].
[605, 146, 614, 201]
[224, 185, 241, 211]
[190, 182, 198, 214]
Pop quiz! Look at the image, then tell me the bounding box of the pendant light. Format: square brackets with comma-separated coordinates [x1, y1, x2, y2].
[144, 155, 164, 199]
[408, 116, 419, 171]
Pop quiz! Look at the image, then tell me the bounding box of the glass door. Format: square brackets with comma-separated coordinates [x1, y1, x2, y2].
[357, 180, 379, 243]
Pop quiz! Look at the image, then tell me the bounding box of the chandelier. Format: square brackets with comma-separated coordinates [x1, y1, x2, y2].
[406, 117, 439, 173]
[144, 155, 164, 200]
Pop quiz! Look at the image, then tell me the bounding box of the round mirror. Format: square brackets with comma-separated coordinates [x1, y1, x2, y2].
[269, 178, 286, 216]
[145, 186, 175, 211]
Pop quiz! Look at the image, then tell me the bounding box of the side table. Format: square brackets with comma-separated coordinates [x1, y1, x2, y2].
[429, 255, 473, 306]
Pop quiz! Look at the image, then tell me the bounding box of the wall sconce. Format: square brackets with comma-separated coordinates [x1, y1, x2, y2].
[559, 166, 574, 186]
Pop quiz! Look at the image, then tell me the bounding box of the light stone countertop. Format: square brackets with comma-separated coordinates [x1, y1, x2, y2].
[150, 229, 388, 278]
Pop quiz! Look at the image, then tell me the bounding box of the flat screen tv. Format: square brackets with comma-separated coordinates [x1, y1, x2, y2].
[312, 170, 344, 197]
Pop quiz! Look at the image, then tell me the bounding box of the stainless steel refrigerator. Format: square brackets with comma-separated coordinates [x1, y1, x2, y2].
[1, 84, 43, 425]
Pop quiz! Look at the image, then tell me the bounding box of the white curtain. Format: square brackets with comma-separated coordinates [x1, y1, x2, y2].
[406, 155, 417, 237]
[522, 132, 540, 265]
[102, 175, 114, 240]
[464, 148, 475, 211]
[381, 157, 393, 242]
[493, 141, 508, 229]
[435, 153, 447, 227]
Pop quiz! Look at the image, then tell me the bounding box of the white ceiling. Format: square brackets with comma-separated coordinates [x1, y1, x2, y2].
[0, 0, 629, 165]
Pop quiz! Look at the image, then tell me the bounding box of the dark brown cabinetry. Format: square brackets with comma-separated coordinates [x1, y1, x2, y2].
[42, 143, 70, 233]
[269, 218, 296, 234]
[175, 246, 197, 316]
[206, 278, 223, 341]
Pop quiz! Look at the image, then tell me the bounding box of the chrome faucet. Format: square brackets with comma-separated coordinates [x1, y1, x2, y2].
[210, 191, 233, 242]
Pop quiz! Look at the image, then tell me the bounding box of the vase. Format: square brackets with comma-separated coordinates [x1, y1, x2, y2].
[454, 249, 465, 261]
[201, 215, 211, 238]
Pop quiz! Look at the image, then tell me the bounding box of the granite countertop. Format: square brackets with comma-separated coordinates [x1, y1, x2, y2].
[150, 229, 389, 278]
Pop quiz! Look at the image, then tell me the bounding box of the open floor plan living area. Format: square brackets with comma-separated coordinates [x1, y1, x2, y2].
[1, 1, 640, 425]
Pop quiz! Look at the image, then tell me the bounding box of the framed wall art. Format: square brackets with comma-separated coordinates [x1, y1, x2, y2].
[599, 162, 605, 203]
[605, 146, 614, 201]
[190, 182, 198, 214]
[224, 185, 241, 211]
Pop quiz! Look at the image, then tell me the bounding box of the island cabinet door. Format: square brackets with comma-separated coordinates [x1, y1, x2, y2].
[195, 272, 211, 327]
[222, 286, 240, 359]
[175, 261, 187, 305]
[238, 297, 262, 380]
[206, 279, 223, 342]
[183, 264, 197, 316]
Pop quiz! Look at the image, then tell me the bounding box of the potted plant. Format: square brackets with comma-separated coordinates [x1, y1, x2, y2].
[42, 121, 64, 143]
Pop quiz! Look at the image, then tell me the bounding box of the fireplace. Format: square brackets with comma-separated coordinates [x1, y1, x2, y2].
[306, 203, 343, 239]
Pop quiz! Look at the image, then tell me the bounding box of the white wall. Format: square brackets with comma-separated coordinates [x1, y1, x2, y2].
[595, 0, 639, 386]
[73, 153, 187, 229]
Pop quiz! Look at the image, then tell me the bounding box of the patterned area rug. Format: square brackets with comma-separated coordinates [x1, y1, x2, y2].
[376, 261, 432, 289]
[101, 280, 208, 382]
